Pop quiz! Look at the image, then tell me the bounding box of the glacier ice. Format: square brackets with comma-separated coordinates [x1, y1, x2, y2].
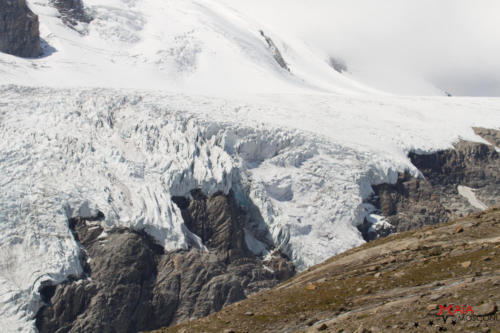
[1, 86, 499, 331]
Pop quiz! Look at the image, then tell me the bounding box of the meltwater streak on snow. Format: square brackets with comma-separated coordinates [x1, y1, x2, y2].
[1, 86, 500, 332]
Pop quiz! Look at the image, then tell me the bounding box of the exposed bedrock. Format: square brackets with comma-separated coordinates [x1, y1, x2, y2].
[51, 0, 92, 26]
[0, 0, 41, 57]
[474, 126, 500, 148]
[36, 191, 294, 333]
[172, 189, 248, 256]
[259, 30, 290, 72]
[360, 130, 500, 241]
[328, 57, 348, 74]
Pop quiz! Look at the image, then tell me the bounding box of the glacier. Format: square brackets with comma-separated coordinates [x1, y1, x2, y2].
[0, 0, 375, 94]
[1, 86, 499, 332]
[0, 0, 500, 332]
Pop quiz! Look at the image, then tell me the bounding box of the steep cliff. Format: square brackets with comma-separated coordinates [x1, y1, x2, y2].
[51, 0, 91, 27]
[0, 0, 41, 57]
[360, 132, 500, 240]
[35, 192, 294, 333]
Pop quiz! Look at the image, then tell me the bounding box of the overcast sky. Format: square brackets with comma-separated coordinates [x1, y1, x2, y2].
[220, 0, 500, 96]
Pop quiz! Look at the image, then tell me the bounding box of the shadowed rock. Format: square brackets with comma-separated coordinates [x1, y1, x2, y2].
[51, 0, 92, 26]
[173, 190, 248, 257]
[36, 192, 294, 332]
[329, 57, 348, 73]
[0, 0, 41, 57]
[361, 136, 500, 240]
[260, 30, 289, 71]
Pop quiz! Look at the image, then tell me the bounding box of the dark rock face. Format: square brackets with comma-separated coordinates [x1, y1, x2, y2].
[36, 192, 294, 332]
[260, 30, 289, 71]
[0, 0, 41, 57]
[51, 0, 92, 26]
[173, 190, 247, 256]
[361, 136, 500, 241]
[409, 140, 500, 208]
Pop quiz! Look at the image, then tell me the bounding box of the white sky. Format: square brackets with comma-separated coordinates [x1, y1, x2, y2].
[219, 0, 500, 96]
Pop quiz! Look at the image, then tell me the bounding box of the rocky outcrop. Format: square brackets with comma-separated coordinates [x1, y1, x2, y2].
[51, 0, 92, 26]
[360, 135, 500, 240]
[474, 127, 500, 148]
[153, 208, 500, 333]
[260, 30, 290, 71]
[328, 57, 347, 73]
[172, 190, 251, 257]
[36, 191, 294, 333]
[0, 0, 41, 57]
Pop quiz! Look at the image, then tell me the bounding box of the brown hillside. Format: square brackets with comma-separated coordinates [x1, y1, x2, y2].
[151, 208, 500, 333]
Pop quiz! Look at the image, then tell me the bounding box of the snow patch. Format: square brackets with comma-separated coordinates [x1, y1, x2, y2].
[457, 185, 489, 211]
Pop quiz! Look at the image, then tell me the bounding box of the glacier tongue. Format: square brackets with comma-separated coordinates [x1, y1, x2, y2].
[1, 85, 500, 332]
[0, 87, 229, 332]
[0, 86, 360, 331]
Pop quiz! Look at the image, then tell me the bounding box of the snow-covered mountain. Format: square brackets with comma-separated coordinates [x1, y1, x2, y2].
[0, 0, 376, 94]
[1, 0, 499, 332]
